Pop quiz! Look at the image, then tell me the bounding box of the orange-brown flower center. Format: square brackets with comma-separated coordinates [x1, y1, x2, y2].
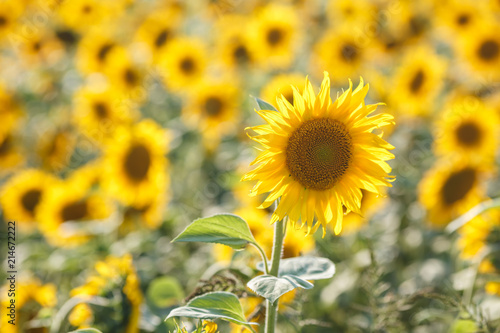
[477, 39, 499, 61]
[21, 189, 42, 216]
[124, 144, 151, 182]
[456, 121, 481, 146]
[61, 200, 88, 221]
[286, 118, 352, 190]
[441, 167, 476, 206]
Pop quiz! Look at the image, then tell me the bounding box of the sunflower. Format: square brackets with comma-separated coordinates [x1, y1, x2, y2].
[158, 37, 207, 91]
[76, 29, 127, 75]
[135, 8, 181, 64]
[0, 169, 57, 228]
[418, 159, 491, 228]
[103, 52, 146, 100]
[0, 0, 22, 43]
[0, 278, 56, 333]
[37, 127, 76, 171]
[340, 188, 388, 235]
[461, 23, 500, 79]
[70, 254, 142, 333]
[261, 73, 307, 108]
[121, 190, 168, 231]
[313, 27, 367, 83]
[243, 72, 394, 236]
[250, 4, 298, 70]
[326, 0, 377, 28]
[0, 86, 23, 134]
[388, 46, 446, 117]
[183, 78, 240, 149]
[37, 177, 113, 247]
[215, 14, 257, 70]
[436, 0, 486, 36]
[458, 211, 499, 259]
[73, 85, 136, 143]
[16, 28, 65, 67]
[102, 119, 169, 207]
[57, 0, 119, 31]
[434, 96, 499, 164]
[0, 131, 24, 173]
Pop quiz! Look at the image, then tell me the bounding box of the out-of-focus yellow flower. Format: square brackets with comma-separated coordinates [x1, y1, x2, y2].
[0, 131, 24, 173]
[16, 28, 65, 67]
[183, 78, 240, 150]
[37, 177, 113, 247]
[69, 303, 94, 328]
[436, 0, 487, 36]
[135, 8, 181, 64]
[326, 0, 377, 28]
[0, 0, 23, 43]
[340, 189, 388, 235]
[70, 254, 142, 333]
[388, 46, 446, 117]
[313, 26, 367, 83]
[73, 85, 137, 143]
[215, 14, 257, 70]
[460, 22, 500, 80]
[250, 4, 298, 70]
[243, 73, 394, 236]
[104, 52, 146, 100]
[0, 278, 56, 333]
[158, 37, 207, 91]
[458, 212, 498, 259]
[76, 29, 127, 75]
[434, 96, 498, 164]
[122, 189, 168, 231]
[103, 119, 169, 207]
[37, 127, 76, 171]
[57, 0, 125, 31]
[0, 86, 23, 135]
[261, 73, 306, 108]
[0, 169, 57, 228]
[419, 158, 491, 228]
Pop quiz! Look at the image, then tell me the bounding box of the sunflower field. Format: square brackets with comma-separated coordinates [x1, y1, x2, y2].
[1, 0, 500, 332]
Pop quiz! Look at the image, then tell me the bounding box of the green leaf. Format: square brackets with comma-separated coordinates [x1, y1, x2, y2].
[68, 329, 103, 333]
[172, 214, 257, 250]
[450, 319, 477, 333]
[257, 256, 336, 280]
[247, 274, 313, 304]
[165, 291, 257, 328]
[255, 97, 278, 111]
[147, 276, 184, 308]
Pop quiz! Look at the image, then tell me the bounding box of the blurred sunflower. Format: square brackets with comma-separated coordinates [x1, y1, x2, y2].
[70, 254, 142, 333]
[158, 37, 207, 91]
[461, 23, 500, 79]
[0, 131, 24, 172]
[37, 178, 113, 247]
[458, 210, 499, 259]
[313, 27, 366, 83]
[340, 189, 388, 235]
[261, 73, 307, 108]
[37, 127, 76, 171]
[57, 0, 119, 31]
[69, 303, 94, 329]
[121, 190, 168, 231]
[0, 278, 56, 333]
[76, 30, 126, 75]
[215, 14, 257, 70]
[183, 78, 240, 150]
[135, 8, 181, 64]
[434, 96, 499, 164]
[0, 0, 22, 43]
[17, 29, 65, 67]
[479, 260, 500, 296]
[243, 72, 395, 235]
[437, 0, 485, 35]
[103, 119, 169, 207]
[250, 4, 298, 70]
[419, 159, 491, 228]
[73, 86, 136, 143]
[0, 86, 23, 134]
[104, 52, 146, 100]
[326, 0, 377, 28]
[389, 46, 445, 117]
[0, 169, 57, 228]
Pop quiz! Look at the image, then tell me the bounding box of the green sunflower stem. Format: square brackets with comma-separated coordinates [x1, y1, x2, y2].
[265, 216, 287, 333]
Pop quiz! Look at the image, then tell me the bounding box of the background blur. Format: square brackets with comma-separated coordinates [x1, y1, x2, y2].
[1, 0, 500, 332]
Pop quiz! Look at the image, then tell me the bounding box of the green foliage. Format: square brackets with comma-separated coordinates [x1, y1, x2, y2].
[147, 276, 185, 308]
[165, 291, 257, 329]
[450, 319, 478, 333]
[247, 274, 313, 304]
[255, 97, 278, 112]
[172, 214, 258, 250]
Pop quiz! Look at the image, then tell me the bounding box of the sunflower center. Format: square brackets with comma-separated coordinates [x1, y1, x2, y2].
[0, 16, 7, 27]
[180, 57, 195, 74]
[0, 135, 11, 156]
[97, 43, 114, 62]
[286, 118, 352, 191]
[478, 39, 499, 61]
[21, 189, 42, 215]
[204, 96, 223, 116]
[124, 144, 151, 181]
[82, 5, 92, 14]
[124, 68, 138, 86]
[56, 30, 77, 45]
[33, 41, 41, 51]
[267, 28, 283, 46]
[233, 44, 249, 63]
[441, 168, 476, 206]
[456, 121, 481, 146]
[155, 29, 170, 48]
[456, 13, 470, 26]
[93, 102, 108, 119]
[61, 200, 88, 221]
[409, 69, 425, 93]
[340, 43, 358, 62]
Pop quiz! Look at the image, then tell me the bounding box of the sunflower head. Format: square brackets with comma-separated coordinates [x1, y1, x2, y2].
[243, 72, 394, 236]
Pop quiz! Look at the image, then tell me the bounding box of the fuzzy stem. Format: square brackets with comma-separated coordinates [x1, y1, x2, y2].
[265, 217, 286, 333]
